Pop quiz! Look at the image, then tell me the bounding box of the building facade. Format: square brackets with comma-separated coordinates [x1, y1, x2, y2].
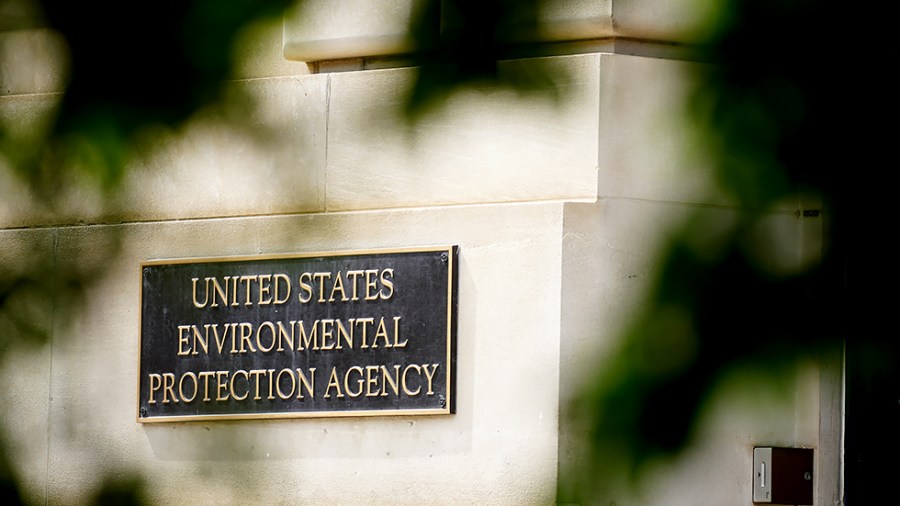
[1, 1, 843, 504]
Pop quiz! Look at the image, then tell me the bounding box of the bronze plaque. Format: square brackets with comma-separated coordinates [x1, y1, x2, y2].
[138, 246, 457, 423]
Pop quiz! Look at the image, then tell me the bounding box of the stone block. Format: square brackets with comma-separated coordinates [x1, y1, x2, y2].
[116, 75, 328, 222]
[283, 0, 422, 62]
[0, 29, 68, 96]
[597, 53, 724, 206]
[325, 54, 600, 210]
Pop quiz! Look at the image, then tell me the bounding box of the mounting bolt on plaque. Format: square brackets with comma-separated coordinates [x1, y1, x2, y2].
[139, 407, 147, 418]
[440, 252, 448, 263]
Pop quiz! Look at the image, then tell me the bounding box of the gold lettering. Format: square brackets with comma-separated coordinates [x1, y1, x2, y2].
[210, 277, 228, 307]
[381, 365, 401, 397]
[267, 368, 276, 400]
[344, 366, 364, 398]
[191, 277, 208, 308]
[402, 365, 422, 396]
[231, 370, 249, 401]
[297, 320, 319, 350]
[238, 322, 255, 353]
[198, 371, 215, 401]
[274, 274, 291, 304]
[240, 275, 257, 306]
[364, 269, 379, 300]
[230, 275, 239, 306]
[179, 372, 198, 403]
[256, 321, 276, 353]
[335, 319, 352, 349]
[312, 272, 332, 302]
[210, 323, 227, 354]
[258, 274, 272, 305]
[147, 374, 162, 404]
[372, 317, 391, 348]
[296, 368, 315, 399]
[276, 368, 295, 400]
[380, 268, 395, 300]
[194, 325, 210, 355]
[216, 371, 230, 401]
[346, 270, 364, 301]
[162, 373, 178, 404]
[329, 270, 349, 302]
[356, 317, 374, 348]
[248, 369, 265, 400]
[177, 325, 191, 356]
[392, 316, 407, 347]
[320, 319, 335, 350]
[298, 272, 313, 303]
[324, 367, 344, 398]
[229, 323, 239, 354]
[276, 321, 295, 352]
[422, 363, 439, 395]
[365, 365, 380, 397]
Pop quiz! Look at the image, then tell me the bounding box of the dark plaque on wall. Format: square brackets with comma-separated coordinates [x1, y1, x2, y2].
[138, 246, 458, 423]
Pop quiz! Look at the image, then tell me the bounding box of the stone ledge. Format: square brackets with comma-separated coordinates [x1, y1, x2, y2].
[283, 0, 713, 64]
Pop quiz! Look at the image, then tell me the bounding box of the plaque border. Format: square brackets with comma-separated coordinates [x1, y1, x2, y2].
[137, 245, 458, 423]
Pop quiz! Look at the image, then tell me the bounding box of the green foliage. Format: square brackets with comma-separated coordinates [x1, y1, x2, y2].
[405, 0, 559, 119]
[563, 0, 895, 501]
[2, 0, 292, 195]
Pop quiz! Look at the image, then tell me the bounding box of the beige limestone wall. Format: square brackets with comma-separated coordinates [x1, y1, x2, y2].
[1, 8, 839, 506]
[3, 204, 563, 505]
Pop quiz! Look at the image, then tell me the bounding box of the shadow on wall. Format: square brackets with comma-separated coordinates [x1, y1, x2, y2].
[0, 0, 895, 504]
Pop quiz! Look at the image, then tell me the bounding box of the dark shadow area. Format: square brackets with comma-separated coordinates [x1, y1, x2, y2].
[560, 0, 895, 502]
[87, 474, 148, 506]
[405, 0, 563, 120]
